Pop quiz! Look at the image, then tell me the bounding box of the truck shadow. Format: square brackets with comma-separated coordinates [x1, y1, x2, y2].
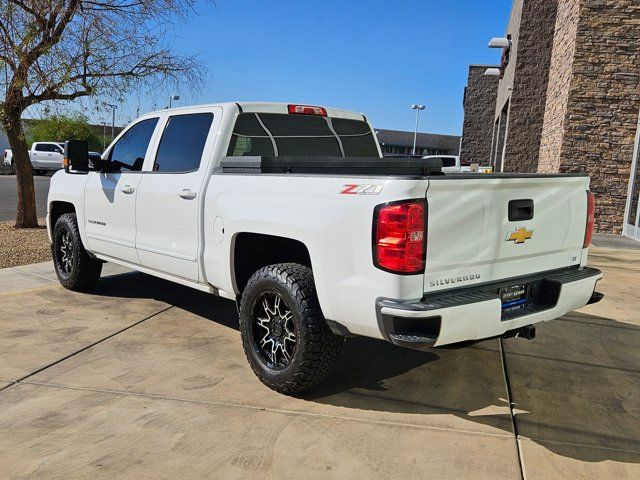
[96, 271, 640, 465]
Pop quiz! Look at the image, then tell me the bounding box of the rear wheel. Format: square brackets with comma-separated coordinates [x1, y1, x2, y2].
[239, 263, 343, 394]
[52, 213, 102, 291]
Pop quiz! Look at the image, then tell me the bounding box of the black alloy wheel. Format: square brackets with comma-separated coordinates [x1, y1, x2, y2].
[55, 228, 75, 278]
[251, 291, 298, 370]
[52, 213, 102, 291]
[239, 263, 343, 394]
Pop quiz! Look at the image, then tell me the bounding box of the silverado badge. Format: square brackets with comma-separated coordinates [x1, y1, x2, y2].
[506, 227, 533, 244]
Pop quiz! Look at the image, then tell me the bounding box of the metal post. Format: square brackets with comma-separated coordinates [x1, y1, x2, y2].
[412, 110, 420, 155]
[411, 104, 425, 155]
[107, 104, 117, 140]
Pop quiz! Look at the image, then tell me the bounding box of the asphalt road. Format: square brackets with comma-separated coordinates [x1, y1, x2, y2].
[0, 175, 51, 222]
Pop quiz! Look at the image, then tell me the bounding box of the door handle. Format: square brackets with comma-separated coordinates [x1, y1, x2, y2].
[178, 189, 197, 200]
[120, 184, 135, 194]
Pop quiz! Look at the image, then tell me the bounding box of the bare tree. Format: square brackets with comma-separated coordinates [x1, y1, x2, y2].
[0, 0, 204, 227]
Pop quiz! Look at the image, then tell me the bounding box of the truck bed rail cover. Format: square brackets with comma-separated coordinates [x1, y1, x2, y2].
[219, 156, 444, 176]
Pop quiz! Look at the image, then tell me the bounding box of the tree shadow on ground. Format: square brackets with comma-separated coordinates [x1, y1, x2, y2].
[95, 270, 640, 464]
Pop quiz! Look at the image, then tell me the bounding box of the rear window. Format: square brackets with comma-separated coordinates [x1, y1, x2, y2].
[35, 143, 58, 152]
[433, 157, 456, 167]
[226, 112, 378, 157]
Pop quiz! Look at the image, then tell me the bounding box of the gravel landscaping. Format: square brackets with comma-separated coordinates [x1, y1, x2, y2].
[0, 219, 51, 268]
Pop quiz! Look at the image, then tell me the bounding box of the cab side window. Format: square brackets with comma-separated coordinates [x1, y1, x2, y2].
[109, 118, 159, 171]
[153, 113, 214, 172]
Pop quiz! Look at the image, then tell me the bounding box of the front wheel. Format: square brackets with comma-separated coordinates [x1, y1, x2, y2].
[52, 213, 102, 291]
[239, 263, 343, 394]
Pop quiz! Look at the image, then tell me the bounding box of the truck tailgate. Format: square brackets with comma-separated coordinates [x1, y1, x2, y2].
[424, 174, 590, 293]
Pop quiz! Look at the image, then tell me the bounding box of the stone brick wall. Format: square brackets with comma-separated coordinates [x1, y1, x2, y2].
[501, 0, 558, 173]
[553, 0, 640, 234]
[538, 0, 580, 173]
[495, 0, 523, 119]
[460, 65, 500, 164]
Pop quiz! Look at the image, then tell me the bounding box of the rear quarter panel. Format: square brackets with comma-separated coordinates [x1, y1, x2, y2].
[203, 174, 428, 338]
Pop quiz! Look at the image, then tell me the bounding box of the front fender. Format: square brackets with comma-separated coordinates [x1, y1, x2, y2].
[47, 171, 90, 247]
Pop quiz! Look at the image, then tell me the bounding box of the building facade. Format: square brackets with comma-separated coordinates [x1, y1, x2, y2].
[490, 0, 559, 173]
[376, 129, 460, 157]
[460, 65, 500, 164]
[463, 0, 640, 237]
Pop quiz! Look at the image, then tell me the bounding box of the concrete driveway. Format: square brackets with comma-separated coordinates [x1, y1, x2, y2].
[0, 248, 638, 479]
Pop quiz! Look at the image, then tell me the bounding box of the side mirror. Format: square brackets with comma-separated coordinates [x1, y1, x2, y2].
[88, 153, 106, 171]
[64, 140, 89, 173]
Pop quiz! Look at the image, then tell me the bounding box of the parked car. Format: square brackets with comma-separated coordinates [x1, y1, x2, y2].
[46, 102, 603, 394]
[4, 141, 66, 175]
[422, 155, 492, 173]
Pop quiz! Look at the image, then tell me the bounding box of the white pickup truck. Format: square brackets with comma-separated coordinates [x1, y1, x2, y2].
[423, 155, 492, 173]
[47, 102, 603, 394]
[4, 141, 66, 174]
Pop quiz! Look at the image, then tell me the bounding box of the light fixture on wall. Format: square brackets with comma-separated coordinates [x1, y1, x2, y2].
[488, 37, 511, 48]
[484, 68, 501, 76]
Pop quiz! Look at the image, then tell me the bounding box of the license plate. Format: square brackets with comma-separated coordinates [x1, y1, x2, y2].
[499, 284, 528, 310]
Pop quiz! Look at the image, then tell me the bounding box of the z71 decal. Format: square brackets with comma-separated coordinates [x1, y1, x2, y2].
[340, 184, 383, 195]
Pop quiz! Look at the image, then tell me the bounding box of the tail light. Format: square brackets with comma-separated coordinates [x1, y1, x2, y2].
[373, 199, 426, 274]
[287, 104, 327, 116]
[583, 191, 595, 248]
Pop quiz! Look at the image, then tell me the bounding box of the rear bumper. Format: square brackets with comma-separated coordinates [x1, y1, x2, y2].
[376, 267, 603, 349]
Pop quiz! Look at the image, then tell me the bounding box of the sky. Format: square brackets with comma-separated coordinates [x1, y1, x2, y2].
[79, 0, 513, 136]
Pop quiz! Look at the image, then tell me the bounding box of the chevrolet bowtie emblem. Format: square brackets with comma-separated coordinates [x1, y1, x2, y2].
[506, 227, 533, 244]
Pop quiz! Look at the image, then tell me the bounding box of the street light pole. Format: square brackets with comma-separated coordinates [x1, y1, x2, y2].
[411, 104, 425, 155]
[100, 122, 107, 150]
[107, 104, 117, 141]
[169, 94, 180, 108]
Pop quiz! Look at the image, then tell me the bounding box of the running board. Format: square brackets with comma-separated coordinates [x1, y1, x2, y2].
[93, 253, 233, 298]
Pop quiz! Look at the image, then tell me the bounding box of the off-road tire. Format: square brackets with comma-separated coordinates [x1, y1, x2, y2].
[239, 263, 344, 394]
[52, 213, 102, 292]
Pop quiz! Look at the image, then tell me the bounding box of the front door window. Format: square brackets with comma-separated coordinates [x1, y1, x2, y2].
[109, 118, 158, 171]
